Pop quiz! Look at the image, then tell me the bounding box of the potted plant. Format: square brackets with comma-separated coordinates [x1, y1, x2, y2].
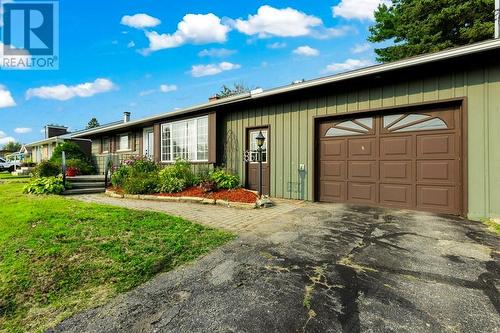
[65, 159, 81, 177]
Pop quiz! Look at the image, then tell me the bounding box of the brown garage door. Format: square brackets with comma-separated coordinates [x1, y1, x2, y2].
[318, 105, 463, 215]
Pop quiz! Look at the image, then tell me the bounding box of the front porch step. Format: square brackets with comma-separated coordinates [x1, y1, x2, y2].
[62, 188, 105, 195]
[70, 182, 105, 189]
[66, 176, 105, 182]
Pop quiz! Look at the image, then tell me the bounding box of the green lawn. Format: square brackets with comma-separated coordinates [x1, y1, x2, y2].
[0, 172, 29, 182]
[0, 182, 234, 333]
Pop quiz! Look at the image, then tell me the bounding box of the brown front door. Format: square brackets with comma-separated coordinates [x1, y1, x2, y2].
[246, 127, 270, 195]
[318, 105, 463, 215]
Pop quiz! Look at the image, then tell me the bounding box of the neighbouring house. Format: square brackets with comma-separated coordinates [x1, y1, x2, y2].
[5, 145, 31, 163]
[74, 40, 500, 222]
[25, 119, 125, 163]
[26, 125, 92, 163]
[0, 150, 14, 158]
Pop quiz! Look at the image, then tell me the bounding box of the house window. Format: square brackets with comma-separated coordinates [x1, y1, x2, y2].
[118, 134, 130, 151]
[161, 116, 208, 162]
[102, 137, 110, 153]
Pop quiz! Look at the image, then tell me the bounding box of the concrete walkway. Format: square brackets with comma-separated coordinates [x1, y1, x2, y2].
[73, 193, 305, 233]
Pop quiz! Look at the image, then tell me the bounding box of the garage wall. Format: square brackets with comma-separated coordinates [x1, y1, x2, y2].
[220, 62, 500, 221]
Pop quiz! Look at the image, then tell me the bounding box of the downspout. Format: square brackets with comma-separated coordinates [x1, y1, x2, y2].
[496, 0, 500, 38]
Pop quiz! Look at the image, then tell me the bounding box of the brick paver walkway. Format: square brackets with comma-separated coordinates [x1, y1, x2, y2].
[73, 194, 305, 233]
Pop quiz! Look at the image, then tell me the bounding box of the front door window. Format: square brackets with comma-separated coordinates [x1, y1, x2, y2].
[249, 130, 267, 163]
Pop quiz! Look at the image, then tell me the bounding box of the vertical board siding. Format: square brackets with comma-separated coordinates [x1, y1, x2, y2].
[488, 65, 500, 217]
[219, 65, 500, 221]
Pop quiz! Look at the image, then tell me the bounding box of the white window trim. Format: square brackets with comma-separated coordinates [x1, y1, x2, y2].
[161, 115, 209, 163]
[117, 133, 132, 152]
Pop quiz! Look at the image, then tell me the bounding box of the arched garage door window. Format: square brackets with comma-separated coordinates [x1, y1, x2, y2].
[383, 114, 449, 133]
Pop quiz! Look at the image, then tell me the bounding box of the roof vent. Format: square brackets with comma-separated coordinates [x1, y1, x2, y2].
[123, 112, 131, 123]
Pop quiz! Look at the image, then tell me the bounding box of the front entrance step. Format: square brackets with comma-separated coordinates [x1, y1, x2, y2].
[71, 182, 105, 189]
[62, 188, 106, 195]
[66, 176, 105, 182]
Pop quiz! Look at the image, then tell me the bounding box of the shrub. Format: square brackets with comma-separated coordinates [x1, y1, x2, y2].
[158, 159, 196, 193]
[50, 141, 87, 163]
[21, 161, 36, 168]
[32, 161, 60, 178]
[199, 179, 217, 193]
[122, 172, 159, 194]
[23, 177, 66, 195]
[210, 169, 240, 190]
[111, 165, 131, 188]
[66, 159, 95, 175]
[50, 141, 96, 175]
[124, 156, 159, 173]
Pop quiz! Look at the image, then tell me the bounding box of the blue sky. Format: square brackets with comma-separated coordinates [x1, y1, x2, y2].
[0, 0, 388, 144]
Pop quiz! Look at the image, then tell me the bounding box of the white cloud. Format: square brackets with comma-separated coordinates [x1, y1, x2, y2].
[293, 46, 319, 57]
[127, 41, 136, 48]
[160, 84, 178, 93]
[351, 43, 371, 54]
[121, 13, 161, 29]
[26, 78, 116, 101]
[234, 5, 322, 38]
[14, 127, 32, 134]
[139, 89, 156, 97]
[198, 48, 237, 58]
[141, 13, 229, 54]
[0, 85, 16, 108]
[267, 42, 287, 49]
[0, 131, 16, 145]
[190, 62, 241, 77]
[325, 59, 373, 73]
[139, 84, 178, 96]
[332, 0, 391, 21]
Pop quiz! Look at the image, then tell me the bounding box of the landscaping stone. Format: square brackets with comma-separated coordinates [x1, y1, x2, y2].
[156, 196, 180, 202]
[179, 196, 204, 204]
[256, 196, 275, 208]
[202, 198, 216, 205]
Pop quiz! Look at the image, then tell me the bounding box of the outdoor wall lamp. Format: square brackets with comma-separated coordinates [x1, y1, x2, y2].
[256, 131, 265, 197]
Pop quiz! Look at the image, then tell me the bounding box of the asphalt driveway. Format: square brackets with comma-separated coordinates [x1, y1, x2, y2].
[51, 203, 499, 333]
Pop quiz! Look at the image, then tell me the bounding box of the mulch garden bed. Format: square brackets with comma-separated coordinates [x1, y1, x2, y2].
[157, 187, 258, 204]
[109, 186, 258, 204]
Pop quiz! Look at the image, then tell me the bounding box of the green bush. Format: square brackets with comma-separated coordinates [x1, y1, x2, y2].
[111, 156, 159, 191]
[50, 141, 87, 163]
[111, 165, 131, 188]
[66, 159, 95, 175]
[210, 169, 240, 190]
[32, 161, 60, 178]
[50, 141, 96, 175]
[122, 172, 159, 194]
[124, 156, 159, 173]
[23, 177, 66, 195]
[158, 159, 196, 193]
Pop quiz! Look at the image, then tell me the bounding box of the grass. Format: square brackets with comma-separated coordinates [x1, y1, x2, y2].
[0, 172, 30, 182]
[482, 219, 500, 235]
[0, 182, 234, 333]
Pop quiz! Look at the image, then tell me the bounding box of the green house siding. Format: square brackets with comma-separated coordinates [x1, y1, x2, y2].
[220, 63, 500, 221]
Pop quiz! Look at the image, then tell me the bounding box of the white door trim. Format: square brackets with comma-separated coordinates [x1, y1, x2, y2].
[143, 127, 154, 158]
